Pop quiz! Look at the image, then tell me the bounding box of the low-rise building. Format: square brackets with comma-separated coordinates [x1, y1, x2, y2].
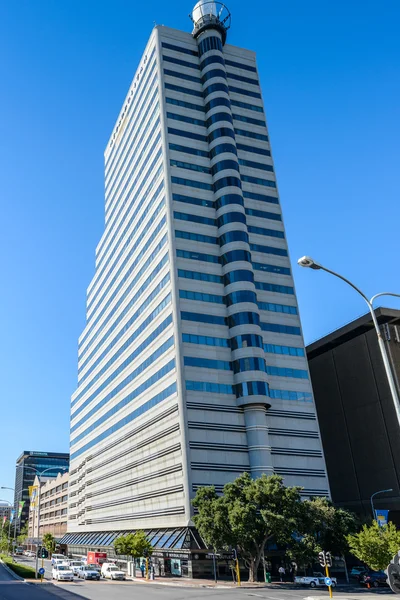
[28, 472, 69, 544]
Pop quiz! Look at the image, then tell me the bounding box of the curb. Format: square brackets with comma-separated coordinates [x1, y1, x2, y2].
[0, 558, 26, 582]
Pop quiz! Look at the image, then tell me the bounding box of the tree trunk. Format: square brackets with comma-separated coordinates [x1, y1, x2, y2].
[248, 556, 262, 582]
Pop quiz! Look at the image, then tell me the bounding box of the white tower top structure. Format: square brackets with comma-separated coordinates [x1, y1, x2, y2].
[190, 1, 231, 44]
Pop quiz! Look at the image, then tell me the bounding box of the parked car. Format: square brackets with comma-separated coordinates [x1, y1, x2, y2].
[51, 553, 67, 565]
[52, 564, 74, 582]
[25, 550, 36, 557]
[350, 566, 368, 580]
[101, 563, 126, 580]
[360, 571, 388, 587]
[77, 565, 101, 581]
[14, 547, 24, 555]
[87, 563, 101, 572]
[68, 561, 83, 575]
[295, 575, 337, 588]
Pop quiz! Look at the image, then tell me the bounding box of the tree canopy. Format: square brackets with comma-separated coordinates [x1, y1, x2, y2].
[114, 530, 153, 560]
[43, 533, 57, 555]
[347, 521, 400, 571]
[193, 473, 357, 581]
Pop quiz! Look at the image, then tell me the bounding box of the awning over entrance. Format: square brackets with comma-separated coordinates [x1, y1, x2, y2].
[59, 527, 205, 551]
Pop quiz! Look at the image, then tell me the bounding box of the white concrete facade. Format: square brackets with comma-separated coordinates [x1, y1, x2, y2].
[68, 19, 329, 537]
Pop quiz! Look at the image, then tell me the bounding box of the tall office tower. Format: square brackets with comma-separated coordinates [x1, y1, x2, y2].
[14, 451, 69, 532]
[66, 2, 329, 566]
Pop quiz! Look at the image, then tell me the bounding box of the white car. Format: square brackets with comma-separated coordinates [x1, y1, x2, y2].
[101, 563, 126, 580]
[51, 554, 67, 565]
[68, 561, 83, 575]
[52, 564, 74, 582]
[295, 575, 337, 588]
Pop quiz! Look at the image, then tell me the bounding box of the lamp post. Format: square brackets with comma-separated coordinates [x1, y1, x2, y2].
[297, 256, 400, 429]
[14, 465, 68, 578]
[371, 488, 393, 521]
[0, 499, 13, 555]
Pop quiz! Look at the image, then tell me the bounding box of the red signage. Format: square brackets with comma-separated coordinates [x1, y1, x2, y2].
[87, 551, 107, 564]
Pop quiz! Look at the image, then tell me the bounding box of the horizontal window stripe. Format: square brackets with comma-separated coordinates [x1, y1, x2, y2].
[175, 230, 217, 244]
[253, 262, 290, 275]
[237, 143, 270, 157]
[264, 344, 304, 357]
[178, 269, 222, 284]
[179, 289, 223, 304]
[266, 366, 308, 379]
[71, 340, 175, 443]
[248, 225, 284, 239]
[163, 55, 199, 70]
[198, 36, 223, 55]
[166, 97, 204, 112]
[231, 99, 263, 112]
[233, 114, 266, 127]
[169, 144, 209, 158]
[208, 127, 235, 143]
[164, 69, 201, 84]
[224, 59, 257, 73]
[255, 281, 294, 295]
[171, 176, 212, 191]
[173, 193, 213, 208]
[201, 68, 227, 84]
[269, 389, 312, 402]
[161, 42, 198, 57]
[205, 97, 231, 113]
[181, 312, 225, 325]
[171, 159, 211, 174]
[258, 301, 297, 315]
[72, 319, 173, 429]
[227, 72, 259, 85]
[200, 54, 224, 70]
[183, 333, 229, 347]
[229, 85, 261, 99]
[239, 158, 273, 172]
[243, 190, 279, 205]
[70, 381, 177, 460]
[174, 211, 215, 226]
[168, 127, 207, 142]
[235, 128, 268, 141]
[250, 243, 288, 257]
[176, 249, 219, 264]
[203, 82, 230, 98]
[186, 381, 233, 394]
[184, 356, 231, 371]
[242, 174, 276, 188]
[165, 82, 203, 98]
[261, 323, 301, 335]
[245, 207, 281, 221]
[167, 112, 205, 127]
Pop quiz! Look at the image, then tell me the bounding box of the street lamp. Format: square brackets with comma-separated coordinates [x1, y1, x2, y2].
[14, 464, 68, 578]
[371, 488, 393, 521]
[297, 256, 400, 429]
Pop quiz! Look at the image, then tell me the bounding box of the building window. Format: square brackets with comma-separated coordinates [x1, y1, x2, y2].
[176, 249, 219, 264]
[164, 69, 201, 84]
[184, 356, 231, 371]
[175, 230, 217, 244]
[166, 97, 204, 112]
[168, 128, 207, 142]
[200, 54, 225, 70]
[163, 55, 199, 70]
[174, 211, 215, 226]
[181, 311, 226, 325]
[235, 128, 269, 142]
[183, 333, 229, 347]
[165, 83, 203, 98]
[170, 159, 211, 174]
[229, 85, 262, 99]
[167, 112, 205, 127]
[253, 262, 290, 275]
[198, 36, 223, 55]
[225, 59, 257, 73]
[250, 243, 287, 257]
[207, 127, 235, 143]
[255, 281, 294, 295]
[161, 42, 198, 57]
[260, 323, 301, 335]
[169, 144, 209, 158]
[221, 249, 251, 265]
[231, 99, 263, 112]
[226, 290, 257, 306]
[245, 207, 281, 221]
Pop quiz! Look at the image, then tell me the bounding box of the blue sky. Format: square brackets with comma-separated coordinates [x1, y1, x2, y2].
[0, 0, 399, 499]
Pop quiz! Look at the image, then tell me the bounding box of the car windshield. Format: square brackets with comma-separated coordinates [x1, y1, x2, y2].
[109, 566, 119, 570]
[57, 566, 68, 571]
[84, 566, 96, 571]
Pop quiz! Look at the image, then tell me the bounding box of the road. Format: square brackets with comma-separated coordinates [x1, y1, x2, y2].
[0, 559, 394, 600]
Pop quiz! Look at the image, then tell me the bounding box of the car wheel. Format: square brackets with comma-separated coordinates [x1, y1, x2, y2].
[310, 582, 316, 588]
[373, 581, 379, 588]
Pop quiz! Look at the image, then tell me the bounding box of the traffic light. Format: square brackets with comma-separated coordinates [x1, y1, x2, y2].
[325, 552, 332, 567]
[37, 547, 49, 559]
[318, 551, 326, 567]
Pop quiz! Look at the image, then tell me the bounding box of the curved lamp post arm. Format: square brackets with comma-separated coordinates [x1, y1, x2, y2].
[317, 264, 370, 304]
[370, 292, 400, 305]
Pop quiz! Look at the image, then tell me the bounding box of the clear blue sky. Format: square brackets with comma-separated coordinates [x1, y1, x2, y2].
[0, 0, 399, 500]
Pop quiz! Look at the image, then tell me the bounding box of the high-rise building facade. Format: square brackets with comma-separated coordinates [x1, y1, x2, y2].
[14, 451, 69, 532]
[65, 3, 328, 568]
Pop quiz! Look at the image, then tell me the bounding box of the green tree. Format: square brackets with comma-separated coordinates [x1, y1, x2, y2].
[193, 473, 303, 582]
[42, 533, 57, 556]
[347, 521, 400, 571]
[17, 524, 28, 546]
[0, 521, 12, 554]
[114, 530, 153, 561]
[287, 497, 357, 571]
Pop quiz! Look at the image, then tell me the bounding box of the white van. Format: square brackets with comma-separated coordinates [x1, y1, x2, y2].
[101, 563, 126, 580]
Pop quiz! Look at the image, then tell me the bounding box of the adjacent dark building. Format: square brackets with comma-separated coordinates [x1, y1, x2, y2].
[14, 451, 69, 532]
[307, 308, 400, 523]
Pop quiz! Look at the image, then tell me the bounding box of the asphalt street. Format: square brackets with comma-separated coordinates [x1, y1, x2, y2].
[0, 559, 394, 600]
